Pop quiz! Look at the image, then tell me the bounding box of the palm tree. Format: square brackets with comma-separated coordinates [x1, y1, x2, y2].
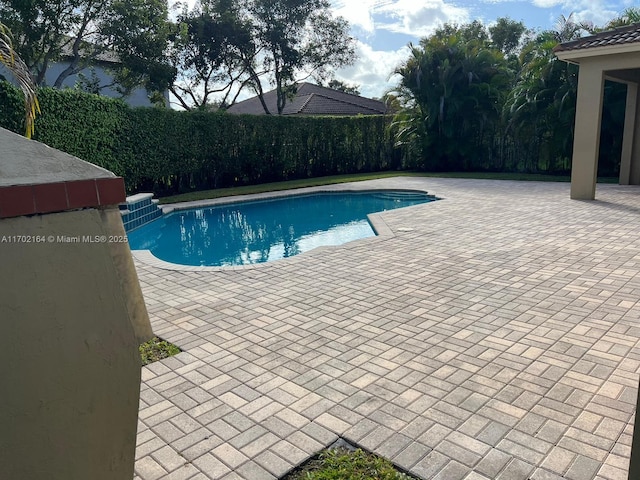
[395, 24, 512, 170]
[504, 26, 580, 173]
[0, 22, 39, 138]
[606, 7, 640, 28]
[552, 13, 587, 42]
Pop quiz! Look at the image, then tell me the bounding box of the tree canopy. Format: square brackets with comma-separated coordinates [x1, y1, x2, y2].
[165, 0, 355, 111]
[396, 22, 513, 169]
[393, 12, 635, 175]
[489, 17, 528, 57]
[0, 0, 355, 109]
[323, 79, 360, 95]
[246, 0, 355, 114]
[0, 0, 174, 96]
[168, 0, 254, 110]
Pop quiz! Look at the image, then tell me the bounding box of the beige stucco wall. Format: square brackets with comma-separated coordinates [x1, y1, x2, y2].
[619, 82, 638, 185]
[630, 87, 640, 186]
[0, 207, 149, 480]
[570, 60, 605, 200]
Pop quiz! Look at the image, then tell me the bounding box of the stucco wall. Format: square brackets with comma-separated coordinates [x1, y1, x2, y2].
[0, 207, 144, 480]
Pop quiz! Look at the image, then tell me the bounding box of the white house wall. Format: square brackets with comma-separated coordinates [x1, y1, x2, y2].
[1, 61, 165, 108]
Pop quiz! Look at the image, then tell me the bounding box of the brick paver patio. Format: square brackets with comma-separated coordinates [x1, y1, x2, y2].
[132, 177, 640, 480]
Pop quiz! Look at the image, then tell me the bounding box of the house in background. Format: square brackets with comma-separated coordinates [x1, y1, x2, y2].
[45, 52, 166, 108]
[0, 48, 167, 108]
[226, 82, 388, 116]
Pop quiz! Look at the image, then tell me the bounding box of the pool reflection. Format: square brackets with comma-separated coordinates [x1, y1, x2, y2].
[128, 191, 436, 266]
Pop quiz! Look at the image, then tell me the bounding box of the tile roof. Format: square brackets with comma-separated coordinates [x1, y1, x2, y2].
[226, 82, 387, 116]
[554, 22, 640, 52]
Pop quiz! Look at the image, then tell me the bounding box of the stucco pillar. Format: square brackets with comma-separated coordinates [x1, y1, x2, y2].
[619, 82, 638, 185]
[0, 127, 152, 480]
[570, 62, 605, 200]
[630, 86, 640, 185]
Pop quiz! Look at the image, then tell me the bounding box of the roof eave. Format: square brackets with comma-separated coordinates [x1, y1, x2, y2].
[556, 43, 640, 62]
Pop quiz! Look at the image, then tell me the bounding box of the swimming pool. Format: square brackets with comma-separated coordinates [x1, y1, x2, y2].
[127, 190, 437, 267]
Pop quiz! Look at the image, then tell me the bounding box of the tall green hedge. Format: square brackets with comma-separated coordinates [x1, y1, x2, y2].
[0, 81, 24, 134]
[0, 82, 130, 176]
[37, 88, 131, 176]
[0, 82, 406, 195]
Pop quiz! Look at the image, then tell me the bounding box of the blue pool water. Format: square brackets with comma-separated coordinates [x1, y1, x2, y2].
[128, 190, 437, 266]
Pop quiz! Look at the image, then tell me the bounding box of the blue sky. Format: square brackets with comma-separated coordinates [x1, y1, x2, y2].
[330, 0, 635, 98]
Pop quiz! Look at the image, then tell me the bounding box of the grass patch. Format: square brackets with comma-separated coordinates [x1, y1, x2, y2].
[139, 337, 181, 366]
[282, 445, 417, 480]
[158, 171, 618, 204]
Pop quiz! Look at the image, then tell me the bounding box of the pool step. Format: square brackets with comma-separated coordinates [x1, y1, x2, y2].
[373, 191, 436, 201]
[119, 193, 163, 232]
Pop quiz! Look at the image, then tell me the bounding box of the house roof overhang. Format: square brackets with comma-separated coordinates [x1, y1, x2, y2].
[555, 43, 640, 63]
[554, 26, 640, 86]
[555, 47, 640, 87]
[554, 23, 640, 64]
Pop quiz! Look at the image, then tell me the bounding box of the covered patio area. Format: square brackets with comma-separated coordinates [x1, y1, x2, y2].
[555, 24, 640, 200]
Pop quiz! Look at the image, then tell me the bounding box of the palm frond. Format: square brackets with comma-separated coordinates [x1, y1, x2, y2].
[0, 23, 40, 138]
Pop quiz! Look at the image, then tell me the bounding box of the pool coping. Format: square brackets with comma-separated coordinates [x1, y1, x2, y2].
[130, 184, 434, 272]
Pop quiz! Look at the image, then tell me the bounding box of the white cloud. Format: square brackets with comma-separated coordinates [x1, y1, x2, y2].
[531, 0, 563, 7]
[332, 0, 470, 37]
[376, 0, 470, 36]
[334, 40, 411, 99]
[478, 0, 625, 25]
[329, 0, 470, 98]
[332, 0, 381, 33]
[570, 3, 620, 28]
[530, 0, 620, 27]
